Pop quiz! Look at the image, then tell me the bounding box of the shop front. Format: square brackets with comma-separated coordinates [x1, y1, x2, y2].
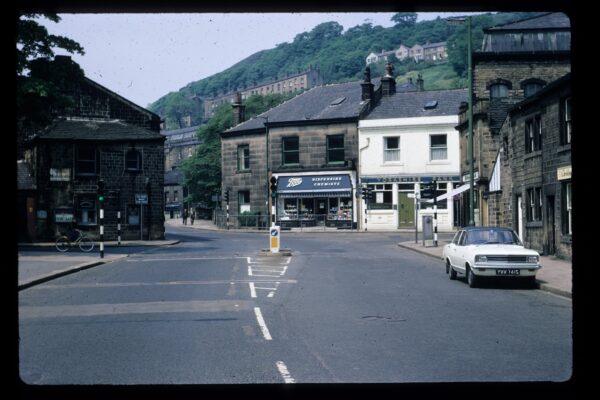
[275, 173, 356, 229]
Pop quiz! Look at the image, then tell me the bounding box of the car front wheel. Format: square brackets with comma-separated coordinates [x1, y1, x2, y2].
[448, 261, 457, 280]
[467, 266, 479, 288]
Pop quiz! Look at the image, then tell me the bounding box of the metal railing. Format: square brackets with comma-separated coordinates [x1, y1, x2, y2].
[213, 211, 357, 232]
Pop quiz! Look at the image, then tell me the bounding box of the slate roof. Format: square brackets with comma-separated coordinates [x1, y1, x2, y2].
[486, 12, 570, 31]
[164, 169, 184, 186]
[365, 88, 467, 120]
[224, 79, 380, 135]
[34, 119, 165, 141]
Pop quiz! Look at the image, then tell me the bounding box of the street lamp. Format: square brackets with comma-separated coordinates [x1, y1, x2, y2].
[449, 16, 475, 226]
[259, 116, 270, 223]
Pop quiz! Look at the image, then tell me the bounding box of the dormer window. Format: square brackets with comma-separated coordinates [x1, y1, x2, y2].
[125, 148, 142, 171]
[521, 78, 546, 98]
[487, 78, 512, 99]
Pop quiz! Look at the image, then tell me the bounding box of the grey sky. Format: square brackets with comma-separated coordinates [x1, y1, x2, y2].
[37, 12, 477, 108]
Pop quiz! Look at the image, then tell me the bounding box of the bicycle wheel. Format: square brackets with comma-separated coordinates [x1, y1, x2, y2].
[55, 236, 70, 252]
[78, 237, 95, 252]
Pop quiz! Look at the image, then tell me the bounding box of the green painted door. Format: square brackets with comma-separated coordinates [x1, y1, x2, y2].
[398, 192, 414, 228]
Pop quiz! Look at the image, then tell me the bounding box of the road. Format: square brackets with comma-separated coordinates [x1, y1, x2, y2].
[19, 226, 572, 386]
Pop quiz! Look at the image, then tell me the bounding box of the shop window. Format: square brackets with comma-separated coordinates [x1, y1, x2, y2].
[282, 137, 299, 165]
[562, 182, 572, 235]
[125, 148, 142, 171]
[368, 184, 393, 210]
[127, 204, 140, 225]
[430, 134, 448, 160]
[384, 137, 400, 162]
[327, 134, 345, 164]
[76, 197, 97, 225]
[281, 198, 298, 220]
[237, 145, 250, 171]
[76, 146, 97, 176]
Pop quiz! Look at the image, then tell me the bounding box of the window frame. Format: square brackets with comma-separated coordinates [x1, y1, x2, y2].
[282, 136, 300, 166]
[125, 148, 142, 172]
[383, 136, 401, 162]
[237, 144, 250, 171]
[561, 96, 572, 145]
[429, 134, 448, 161]
[326, 134, 345, 165]
[75, 145, 97, 176]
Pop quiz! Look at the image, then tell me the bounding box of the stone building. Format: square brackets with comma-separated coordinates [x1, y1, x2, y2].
[162, 125, 202, 217]
[220, 75, 380, 229]
[203, 66, 322, 121]
[488, 73, 571, 259]
[456, 12, 571, 229]
[19, 73, 165, 242]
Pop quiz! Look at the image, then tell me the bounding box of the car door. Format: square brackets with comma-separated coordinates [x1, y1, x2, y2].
[446, 230, 463, 267]
[453, 230, 468, 273]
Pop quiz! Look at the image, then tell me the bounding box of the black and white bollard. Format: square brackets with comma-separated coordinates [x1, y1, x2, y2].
[117, 211, 121, 246]
[99, 208, 104, 258]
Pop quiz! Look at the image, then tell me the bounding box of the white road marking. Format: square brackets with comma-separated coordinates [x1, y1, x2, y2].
[253, 307, 272, 341]
[276, 361, 295, 383]
[248, 282, 257, 298]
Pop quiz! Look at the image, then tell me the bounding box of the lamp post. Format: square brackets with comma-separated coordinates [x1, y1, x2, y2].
[449, 16, 475, 226]
[260, 116, 270, 224]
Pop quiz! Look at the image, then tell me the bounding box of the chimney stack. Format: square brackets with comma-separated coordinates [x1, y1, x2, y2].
[417, 73, 424, 92]
[232, 91, 245, 126]
[361, 66, 374, 101]
[381, 62, 396, 96]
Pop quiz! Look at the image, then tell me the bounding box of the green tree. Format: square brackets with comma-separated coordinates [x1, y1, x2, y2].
[182, 93, 292, 207]
[16, 14, 85, 154]
[391, 13, 417, 28]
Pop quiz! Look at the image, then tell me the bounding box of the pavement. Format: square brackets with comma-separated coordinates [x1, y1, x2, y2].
[17, 239, 180, 290]
[17, 219, 572, 299]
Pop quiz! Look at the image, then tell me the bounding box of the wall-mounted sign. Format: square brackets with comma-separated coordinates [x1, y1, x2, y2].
[54, 208, 74, 223]
[557, 165, 572, 181]
[135, 194, 148, 204]
[50, 168, 71, 181]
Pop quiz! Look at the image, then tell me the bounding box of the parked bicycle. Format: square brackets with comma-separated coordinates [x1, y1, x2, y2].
[55, 229, 95, 252]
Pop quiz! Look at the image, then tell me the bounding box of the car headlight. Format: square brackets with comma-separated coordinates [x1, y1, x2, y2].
[475, 255, 487, 263]
[527, 255, 539, 263]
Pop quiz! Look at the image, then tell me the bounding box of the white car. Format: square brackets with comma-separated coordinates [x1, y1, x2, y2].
[443, 227, 541, 288]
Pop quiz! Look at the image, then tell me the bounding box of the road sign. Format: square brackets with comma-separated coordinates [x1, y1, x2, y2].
[270, 226, 280, 253]
[135, 194, 148, 205]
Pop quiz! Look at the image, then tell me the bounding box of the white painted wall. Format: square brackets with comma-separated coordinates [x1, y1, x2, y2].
[358, 115, 460, 231]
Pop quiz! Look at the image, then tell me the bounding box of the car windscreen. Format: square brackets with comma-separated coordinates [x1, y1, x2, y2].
[465, 229, 522, 245]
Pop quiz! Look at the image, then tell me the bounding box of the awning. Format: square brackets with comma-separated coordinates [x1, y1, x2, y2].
[277, 174, 352, 198]
[424, 183, 470, 203]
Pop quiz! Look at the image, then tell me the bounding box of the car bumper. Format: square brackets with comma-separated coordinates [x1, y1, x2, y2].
[471, 264, 541, 277]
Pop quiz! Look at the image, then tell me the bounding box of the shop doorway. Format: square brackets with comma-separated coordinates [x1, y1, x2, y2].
[316, 198, 327, 226]
[546, 196, 556, 255]
[398, 192, 414, 228]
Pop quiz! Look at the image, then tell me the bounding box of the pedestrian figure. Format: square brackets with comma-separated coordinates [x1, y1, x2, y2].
[182, 208, 188, 225]
[190, 209, 196, 225]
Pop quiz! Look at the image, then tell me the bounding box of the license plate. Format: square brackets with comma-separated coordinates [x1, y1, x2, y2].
[496, 269, 520, 276]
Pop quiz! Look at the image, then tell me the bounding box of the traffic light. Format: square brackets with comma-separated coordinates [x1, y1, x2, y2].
[97, 179, 105, 203]
[270, 176, 278, 199]
[361, 186, 367, 200]
[366, 187, 373, 200]
[224, 190, 229, 203]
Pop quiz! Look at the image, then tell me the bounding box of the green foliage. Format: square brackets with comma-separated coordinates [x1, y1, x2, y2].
[150, 12, 542, 127]
[181, 93, 291, 207]
[17, 14, 85, 76]
[16, 14, 86, 143]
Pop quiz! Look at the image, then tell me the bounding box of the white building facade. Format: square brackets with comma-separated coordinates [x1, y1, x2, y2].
[358, 88, 467, 231]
